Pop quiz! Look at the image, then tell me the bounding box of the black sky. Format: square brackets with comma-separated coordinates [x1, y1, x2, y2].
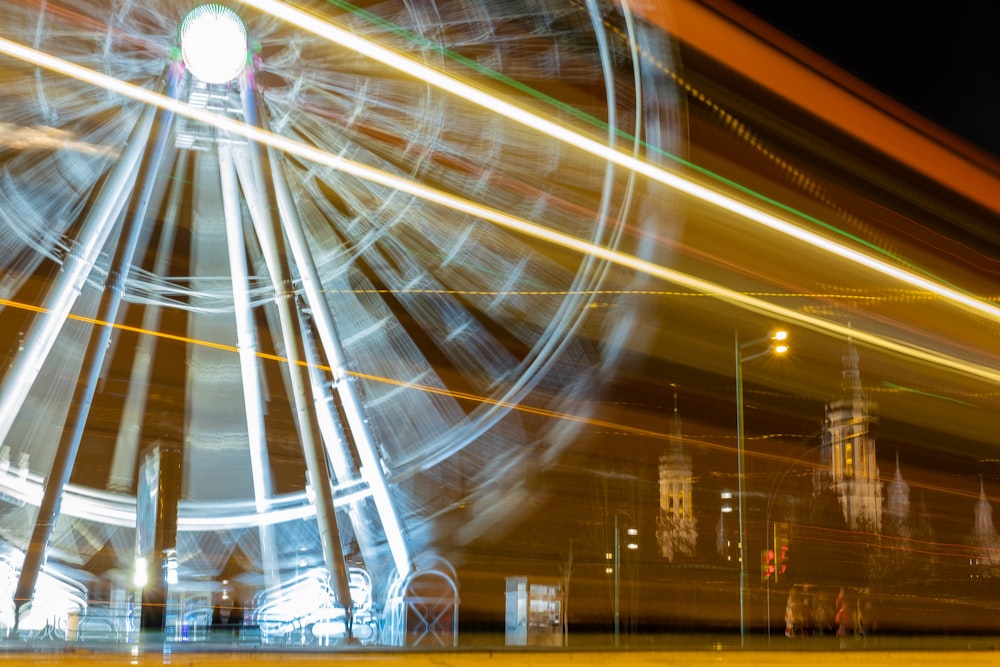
[731, 2, 1000, 158]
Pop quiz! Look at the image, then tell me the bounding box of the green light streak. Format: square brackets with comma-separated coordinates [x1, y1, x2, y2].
[882, 381, 977, 407]
[327, 0, 977, 298]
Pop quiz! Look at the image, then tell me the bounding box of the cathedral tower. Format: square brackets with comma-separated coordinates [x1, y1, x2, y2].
[822, 340, 882, 532]
[657, 389, 697, 561]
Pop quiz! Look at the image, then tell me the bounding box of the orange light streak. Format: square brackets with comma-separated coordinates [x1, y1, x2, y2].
[0, 298, 728, 450]
[634, 0, 1000, 217]
[3, 291, 994, 513]
[790, 521, 981, 562]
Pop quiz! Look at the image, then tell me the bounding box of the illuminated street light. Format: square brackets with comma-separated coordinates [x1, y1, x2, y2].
[721, 490, 734, 513]
[772, 330, 789, 354]
[626, 528, 639, 550]
[179, 5, 248, 84]
[734, 328, 789, 647]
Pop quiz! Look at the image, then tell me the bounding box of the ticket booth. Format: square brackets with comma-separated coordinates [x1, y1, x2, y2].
[504, 576, 564, 646]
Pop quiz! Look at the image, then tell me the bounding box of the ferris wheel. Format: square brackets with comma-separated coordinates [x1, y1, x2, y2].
[0, 0, 680, 644]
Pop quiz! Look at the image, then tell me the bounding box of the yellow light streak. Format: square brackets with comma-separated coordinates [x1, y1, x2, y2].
[0, 38, 998, 385]
[242, 0, 1000, 321]
[320, 288, 920, 300]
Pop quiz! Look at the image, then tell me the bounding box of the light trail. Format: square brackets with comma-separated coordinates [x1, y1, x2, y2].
[328, 0, 959, 287]
[0, 122, 118, 156]
[643, 0, 1000, 220]
[0, 297, 808, 470]
[0, 295, 991, 512]
[1, 38, 999, 386]
[881, 381, 978, 407]
[241, 0, 1000, 326]
[0, 300, 991, 535]
[793, 521, 980, 562]
[0, 294, 627, 437]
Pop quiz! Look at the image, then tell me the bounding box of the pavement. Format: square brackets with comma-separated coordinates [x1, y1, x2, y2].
[4, 639, 1000, 667]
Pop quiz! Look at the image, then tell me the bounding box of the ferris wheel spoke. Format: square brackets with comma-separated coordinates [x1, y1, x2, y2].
[0, 0, 680, 642]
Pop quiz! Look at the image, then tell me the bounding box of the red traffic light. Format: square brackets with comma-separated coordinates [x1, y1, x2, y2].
[762, 548, 776, 581]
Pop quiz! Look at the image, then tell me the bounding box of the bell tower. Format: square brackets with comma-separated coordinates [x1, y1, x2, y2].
[823, 340, 882, 532]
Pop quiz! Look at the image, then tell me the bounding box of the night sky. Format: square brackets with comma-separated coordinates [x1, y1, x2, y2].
[731, 2, 1000, 159]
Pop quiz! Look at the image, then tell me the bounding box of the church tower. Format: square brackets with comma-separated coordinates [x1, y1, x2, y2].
[657, 389, 697, 561]
[884, 453, 911, 539]
[822, 340, 882, 532]
[970, 480, 1000, 575]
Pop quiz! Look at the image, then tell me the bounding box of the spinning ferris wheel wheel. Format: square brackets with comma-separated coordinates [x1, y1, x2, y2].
[0, 0, 680, 644]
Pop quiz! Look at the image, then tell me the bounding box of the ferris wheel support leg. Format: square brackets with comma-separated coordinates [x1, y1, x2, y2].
[265, 143, 412, 582]
[302, 326, 383, 579]
[11, 68, 178, 622]
[229, 116, 354, 628]
[0, 102, 156, 453]
[219, 143, 280, 593]
[236, 160, 354, 630]
[107, 149, 189, 491]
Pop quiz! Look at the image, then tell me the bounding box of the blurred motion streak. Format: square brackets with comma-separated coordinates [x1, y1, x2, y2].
[237, 0, 1000, 324]
[0, 289, 992, 522]
[641, 0, 1000, 217]
[2, 0, 1000, 648]
[0, 123, 117, 156]
[11, 0, 996, 333]
[793, 522, 987, 562]
[1, 37, 999, 388]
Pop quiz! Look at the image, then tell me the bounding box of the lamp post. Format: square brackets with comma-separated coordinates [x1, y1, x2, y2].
[719, 490, 735, 561]
[735, 328, 788, 647]
[763, 439, 822, 644]
[606, 513, 638, 647]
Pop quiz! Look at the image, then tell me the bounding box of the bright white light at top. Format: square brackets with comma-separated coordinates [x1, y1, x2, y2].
[133, 556, 148, 588]
[180, 5, 248, 84]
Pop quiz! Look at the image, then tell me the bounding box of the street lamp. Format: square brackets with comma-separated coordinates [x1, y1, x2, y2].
[606, 513, 638, 647]
[719, 491, 735, 562]
[735, 328, 788, 647]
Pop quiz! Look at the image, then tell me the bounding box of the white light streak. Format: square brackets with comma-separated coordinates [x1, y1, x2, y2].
[0, 37, 998, 387]
[241, 0, 1000, 326]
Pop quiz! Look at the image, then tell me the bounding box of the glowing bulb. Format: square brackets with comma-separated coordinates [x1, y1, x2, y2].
[133, 557, 148, 588]
[180, 5, 247, 84]
[772, 330, 789, 354]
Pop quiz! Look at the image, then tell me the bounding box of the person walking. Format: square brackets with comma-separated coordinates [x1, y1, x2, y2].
[785, 587, 805, 638]
[811, 591, 835, 636]
[835, 587, 854, 648]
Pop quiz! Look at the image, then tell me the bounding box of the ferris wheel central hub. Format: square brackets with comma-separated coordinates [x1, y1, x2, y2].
[179, 4, 248, 84]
